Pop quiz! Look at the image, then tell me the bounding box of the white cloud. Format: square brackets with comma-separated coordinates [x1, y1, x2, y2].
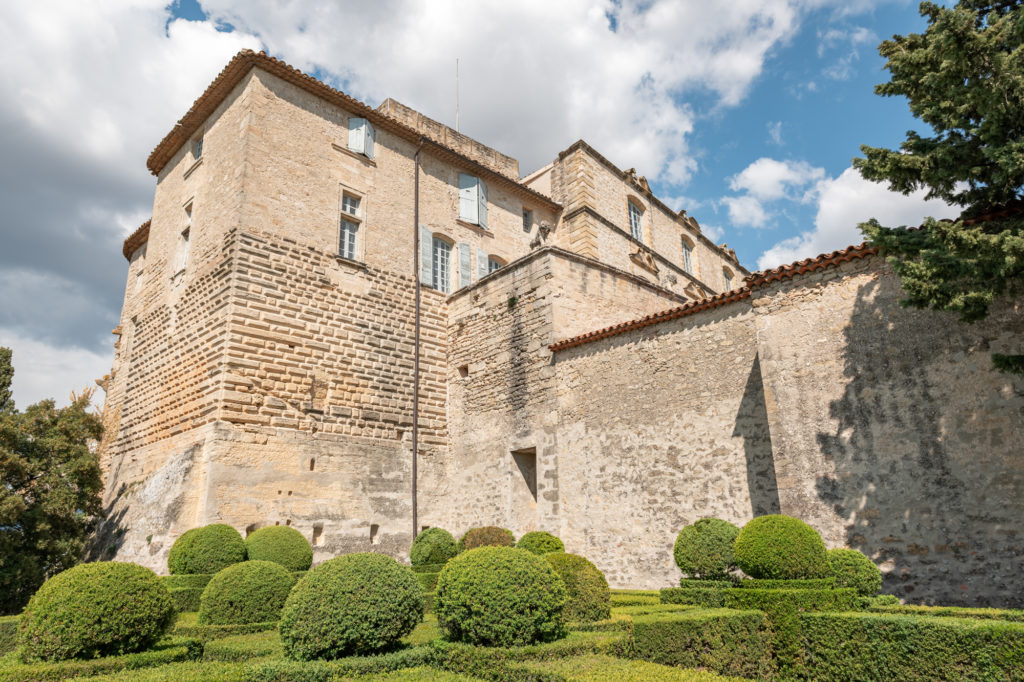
[724, 195, 770, 228]
[699, 223, 726, 242]
[767, 121, 784, 146]
[756, 167, 960, 270]
[0, 328, 111, 410]
[729, 158, 825, 201]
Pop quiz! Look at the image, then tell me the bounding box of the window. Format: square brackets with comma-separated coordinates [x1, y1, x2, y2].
[432, 237, 451, 293]
[340, 219, 358, 260]
[681, 238, 693, 275]
[192, 133, 203, 160]
[347, 117, 375, 159]
[458, 173, 488, 228]
[488, 257, 503, 274]
[176, 203, 192, 272]
[339, 193, 361, 261]
[628, 200, 643, 241]
[522, 208, 532, 232]
[723, 267, 734, 291]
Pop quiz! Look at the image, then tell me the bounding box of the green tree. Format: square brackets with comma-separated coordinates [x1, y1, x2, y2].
[0, 348, 103, 614]
[0, 347, 13, 413]
[854, 1, 1024, 372]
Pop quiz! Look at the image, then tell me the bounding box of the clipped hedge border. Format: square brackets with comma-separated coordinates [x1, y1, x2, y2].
[415, 572, 440, 592]
[202, 631, 282, 663]
[800, 611, 1024, 681]
[0, 638, 200, 682]
[428, 631, 627, 681]
[623, 608, 772, 680]
[516, 653, 745, 681]
[679, 579, 734, 588]
[0, 616, 18, 655]
[867, 604, 1024, 622]
[737, 577, 834, 590]
[242, 646, 433, 681]
[412, 563, 447, 574]
[173, 620, 278, 641]
[169, 587, 203, 613]
[609, 593, 661, 607]
[160, 575, 213, 591]
[659, 587, 727, 608]
[723, 587, 857, 677]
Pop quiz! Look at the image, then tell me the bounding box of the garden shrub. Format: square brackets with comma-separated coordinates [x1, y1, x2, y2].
[201, 630, 282, 662]
[827, 547, 882, 596]
[517, 531, 565, 555]
[723, 587, 857, 677]
[672, 518, 739, 580]
[0, 614, 19, 654]
[244, 646, 433, 681]
[244, 526, 313, 572]
[167, 524, 247, 575]
[457, 526, 515, 551]
[545, 552, 610, 622]
[435, 546, 567, 646]
[173, 618, 278, 641]
[161, 574, 214, 591]
[410, 528, 458, 567]
[17, 562, 176, 662]
[732, 515, 829, 580]
[198, 560, 295, 625]
[624, 608, 773, 680]
[278, 552, 423, 660]
[411, 563, 446, 574]
[515, 653, 738, 681]
[867, 603, 1024, 622]
[800, 611, 1024, 680]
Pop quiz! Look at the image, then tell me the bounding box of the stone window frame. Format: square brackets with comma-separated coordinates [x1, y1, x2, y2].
[722, 265, 735, 292]
[173, 198, 194, 280]
[487, 254, 506, 274]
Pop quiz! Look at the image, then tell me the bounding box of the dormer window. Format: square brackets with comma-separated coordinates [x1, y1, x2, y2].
[348, 117, 375, 159]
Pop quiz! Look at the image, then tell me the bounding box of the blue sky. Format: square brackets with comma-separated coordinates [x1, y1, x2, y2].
[0, 1, 958, 408]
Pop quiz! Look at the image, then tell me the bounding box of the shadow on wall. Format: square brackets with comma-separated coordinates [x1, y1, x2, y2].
[814, 276, 1024, 607]
[734, 354, 781, 517]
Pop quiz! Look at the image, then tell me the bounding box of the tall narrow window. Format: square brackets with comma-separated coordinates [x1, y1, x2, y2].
[681, 239, 693, 274]
[432, 237, 451, 293]
[628, 201, 643, 241]
[177, 203, 192, 272]
[723, 267, 734, 291]
[192, 133, 203, 160]
[339, 193, 361, 260]
[522, 208, 533, 232]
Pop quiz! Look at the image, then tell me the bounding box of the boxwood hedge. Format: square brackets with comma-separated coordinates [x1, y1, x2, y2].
[167, 525, 247, 575]
[18, 562, 175, 662]
[672, 518, 740, 581]
[733, 515, 829, 580]
[457, 526, 515, 552]
[411, 528, 459, 567]
[517, 531, 565, 555]
[827, 548, 882, 596]
[244, 526, 313, 572]
[198, 560, 296, 625]
[545, 553, 610, 623]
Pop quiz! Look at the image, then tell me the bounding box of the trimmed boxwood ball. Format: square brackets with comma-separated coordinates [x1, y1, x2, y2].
[168, 524, 247, 575]
[517, 531, 565, 555]
[245, 525, 313, 571]
[733, 515, 829, 580]
[279, 553, 424, 660]
[410, 527, 458, 567]
[458, 526, 515, 552]
[436, 546, 567, 646]
[544, 552, 610, 622]
[198, 560, 296, 625]
[18, 562, 174, 662]
[828, 548, 882, 596]
[673, 518, 740, 580]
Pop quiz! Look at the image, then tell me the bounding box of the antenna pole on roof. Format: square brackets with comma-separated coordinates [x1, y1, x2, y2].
[455, 57, 460, 132]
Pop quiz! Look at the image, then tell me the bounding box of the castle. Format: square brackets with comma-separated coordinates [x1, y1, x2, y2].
[98, 50, 1024, 607]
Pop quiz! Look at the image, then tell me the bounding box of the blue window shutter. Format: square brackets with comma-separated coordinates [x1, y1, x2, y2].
[348, 117, 366, 154]
[459, 173, 478, 223]
[419, 225, 432, 284]
[457, 243, 471, 289]
[476, 248, 488, 280]
[364, 120, 375, 160]
[477, 179, 488, 229]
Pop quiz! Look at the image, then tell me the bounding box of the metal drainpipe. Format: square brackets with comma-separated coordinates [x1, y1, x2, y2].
[412, 137, 425, 540]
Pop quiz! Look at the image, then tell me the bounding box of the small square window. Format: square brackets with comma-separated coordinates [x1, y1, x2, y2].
[342, 194, 360, 217]
[488, 257, 503, 274]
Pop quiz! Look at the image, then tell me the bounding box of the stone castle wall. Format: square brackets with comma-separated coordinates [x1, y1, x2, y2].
[547, 255, 1024, 605]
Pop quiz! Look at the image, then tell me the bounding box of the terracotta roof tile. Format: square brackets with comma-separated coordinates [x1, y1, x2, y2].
[122, 219, 151, 260]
